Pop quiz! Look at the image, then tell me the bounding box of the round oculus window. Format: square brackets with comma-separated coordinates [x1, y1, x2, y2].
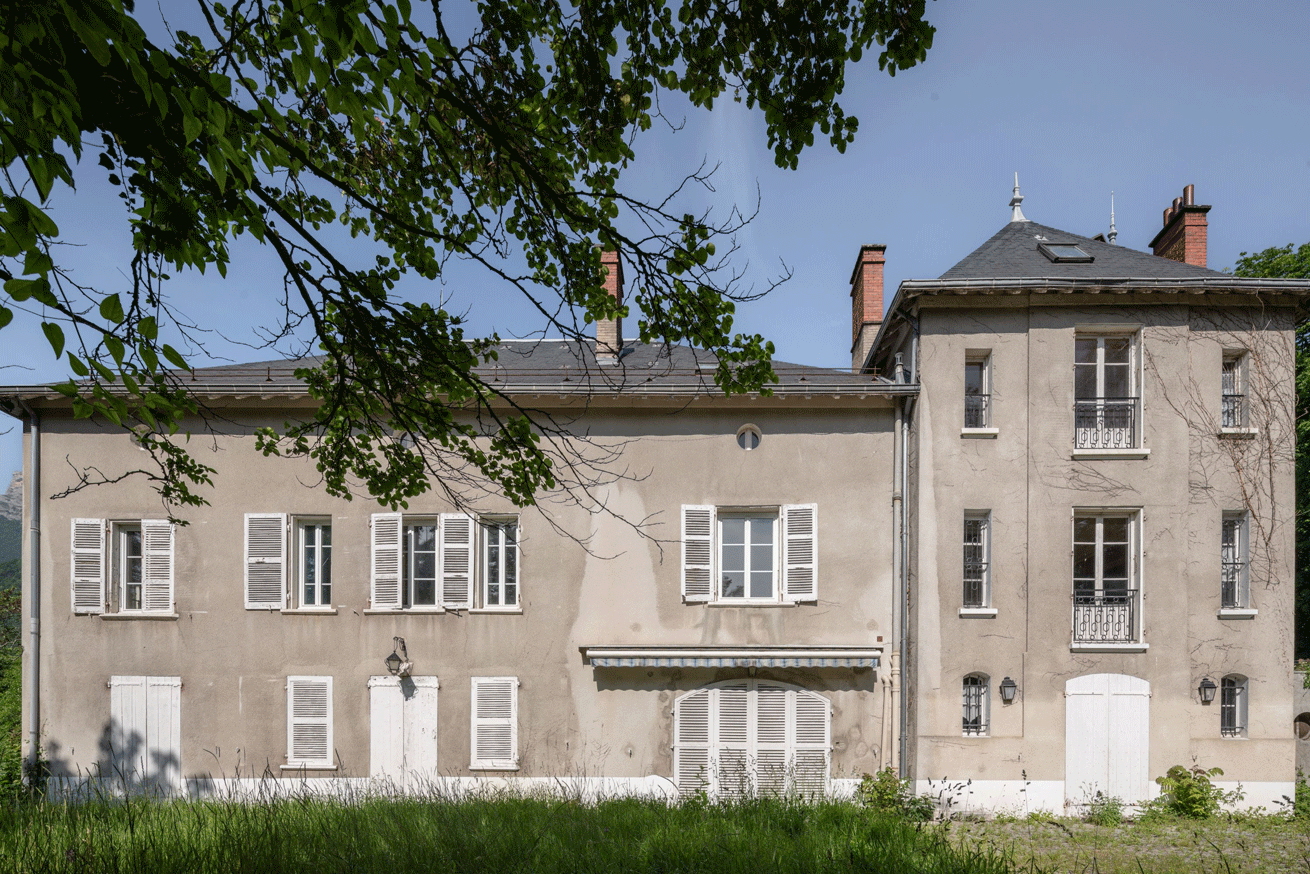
[736, 424, 762, 450]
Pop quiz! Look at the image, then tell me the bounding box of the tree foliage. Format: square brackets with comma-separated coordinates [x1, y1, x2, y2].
[1234, 242, 1310, 658]
[0, 0, 935, 512]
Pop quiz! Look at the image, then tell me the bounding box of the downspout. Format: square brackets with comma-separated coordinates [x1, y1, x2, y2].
[889, 394, 903, 773]
[898, 325, 918, 780]
[16, 400, 40, 782]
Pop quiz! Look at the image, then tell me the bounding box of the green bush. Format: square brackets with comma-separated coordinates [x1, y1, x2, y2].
[1084, 790, 1124, 826]
[1291, 769, 1309, 821]
[1146, 764, 1240, 819]
[857, 767, 935, 821]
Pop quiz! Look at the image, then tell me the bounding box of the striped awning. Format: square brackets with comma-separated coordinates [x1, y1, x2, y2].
[581, 646, 880, 669]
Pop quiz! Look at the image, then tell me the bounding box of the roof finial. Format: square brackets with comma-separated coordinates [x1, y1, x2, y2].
[1107, 191, 1118, 245]
[1009, 172, 1028, 222]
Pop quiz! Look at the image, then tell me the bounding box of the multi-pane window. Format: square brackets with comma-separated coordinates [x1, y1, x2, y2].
[1072, 514, 1138, 644]
[1221, 352, 1247, 428]
[1220, 675, 1247, 737]
[403, 521, 439, 608]
[965, 354, 991, 428]
[298, 521, 332, 608]
[70, 518, 174, 615]
[1221, 513, 1248, 609]
[963, 514, 990, 608]
[116, 523, 144, 611]
[481, 519, 519, 609]
[720, 514, 777, 600]
[1074, 336, 1138, 449]
[962, 674, 988, 736]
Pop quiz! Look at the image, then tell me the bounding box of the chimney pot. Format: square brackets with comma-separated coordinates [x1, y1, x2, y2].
[1183, 184, 1194, 206]
[1150, 184, 1210, 268]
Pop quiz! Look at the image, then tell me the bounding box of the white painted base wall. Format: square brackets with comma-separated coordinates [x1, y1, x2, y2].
[914, 780, 1066, 815]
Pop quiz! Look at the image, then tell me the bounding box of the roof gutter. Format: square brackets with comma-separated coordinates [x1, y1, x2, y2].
[14, 399, 40, 784]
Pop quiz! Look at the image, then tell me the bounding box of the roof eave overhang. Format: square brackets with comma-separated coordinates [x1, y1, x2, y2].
[580, 644, 882, 669]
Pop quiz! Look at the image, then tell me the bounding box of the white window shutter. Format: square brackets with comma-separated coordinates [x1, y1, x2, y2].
[141, 520, 174, 613]
[716, 682, 750, 799]
[70, 518, 106, 614]
[287, 676, 333, 767]
[439, 513, 475, 609]
[782, 504, 818, 602]
[371, 513, 403, 609]
[145, 676, 182, 790]
[109, 675, 148, 780]
[674, 688, 713, 798]
[681, 505, 715, 602]
[368, 677, 405, 780]
[244, 513, 287, 609]
[470, 677, 518, 769]
[791, 689, 830, 798]
[755, 683, 789, 796]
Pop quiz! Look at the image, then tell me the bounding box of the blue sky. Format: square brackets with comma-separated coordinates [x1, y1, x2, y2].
[3, 0, 1309, 485]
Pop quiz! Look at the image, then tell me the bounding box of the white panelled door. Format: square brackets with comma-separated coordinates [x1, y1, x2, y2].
[1065, 673, 1150, 809]
[108, 676, 181, 792]
[369, 676, 439, 788]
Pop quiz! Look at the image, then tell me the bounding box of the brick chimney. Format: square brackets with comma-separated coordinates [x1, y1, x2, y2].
[1149, 184, 1210, 268]
[850, 244, 886, 372]
[595, 248, 623, 362]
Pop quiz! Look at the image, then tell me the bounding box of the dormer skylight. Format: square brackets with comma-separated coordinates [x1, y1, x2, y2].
[1038, 242, 1093, 263]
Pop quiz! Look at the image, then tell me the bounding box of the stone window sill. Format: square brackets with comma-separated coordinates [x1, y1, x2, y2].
[1070, 643, 1149, 653]
[469, 608, 524, 615]
[280, 763, 338, 772]
[1072, 449, 1150, 460]
[363, 608, 446, 615]
[101, 612, 179, 621]
[1218, 428, 1258, 439]
[961, 428, 999, 439]
[1217, 608, 1257, 619]
[958, 607, 998, 618]
[282, 608, 339, 615]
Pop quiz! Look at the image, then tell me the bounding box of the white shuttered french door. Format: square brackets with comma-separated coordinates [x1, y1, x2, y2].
[369, 676, 439, 788]
[1065, 673, 1150, 808]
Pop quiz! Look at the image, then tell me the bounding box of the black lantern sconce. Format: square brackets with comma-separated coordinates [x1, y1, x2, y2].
[1198, 677, 1217, 704]
[385, 637, 412, 677]
[998, 676, 1018, 704]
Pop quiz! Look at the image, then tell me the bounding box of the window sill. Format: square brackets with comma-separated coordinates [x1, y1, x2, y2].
[101, 612, 178, 621]
[961, 428, 999, 439]
[1218, 427, 1258, 439]
[958, 607, 998, 618]
[703, 600, 798, 608]
[363, 608, 445, 615]
[282, 608, 338, 615]
[469, 608, 523, 615]
[280, 763, 338, 772]
[469, 764, 520, 772]
[1070, 643, 1149, 653]
[1071, 448, 1150, 460]
[1217, 608, 1257, 619]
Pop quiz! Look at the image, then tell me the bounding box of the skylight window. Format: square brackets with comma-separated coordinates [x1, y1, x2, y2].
[1039, 242, 1093, 263]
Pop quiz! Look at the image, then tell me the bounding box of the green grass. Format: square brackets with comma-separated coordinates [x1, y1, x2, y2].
[0, 796, 1018, 874]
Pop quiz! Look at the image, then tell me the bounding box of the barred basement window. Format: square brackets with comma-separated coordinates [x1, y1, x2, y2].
[962, 674, 989, 736]
[963, 513, 990, 608]
[1220, 675, 1247, 738]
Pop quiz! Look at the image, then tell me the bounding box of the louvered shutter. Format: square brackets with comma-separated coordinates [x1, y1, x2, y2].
[287, 676, 333, 766]
[716, 682, 750, 799]
[439, 513, 475, 609]
[369, 677, 405, 780]
[791, 689, 830, 799]
[371, 513, 403, 609]
[782, 504, 818, 602]
[755, 683, 788, 797]
[674, 688, 712, 798]
[71, 519, 106, 613]
[681, 505, 715, 602]
[141, 520, 174, 613]
[109, 675, 148, 781]
[244, 513, 287, 609]
[470, 677, 517, 769]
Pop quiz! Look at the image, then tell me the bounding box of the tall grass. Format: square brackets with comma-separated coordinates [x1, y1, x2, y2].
[0, 795, 1021, 874]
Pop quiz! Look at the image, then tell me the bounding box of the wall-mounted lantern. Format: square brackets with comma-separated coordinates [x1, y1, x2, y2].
[385, 637, 412, 677]
[998, 676, 1018, 704]
[1198, 677, 1217, 704]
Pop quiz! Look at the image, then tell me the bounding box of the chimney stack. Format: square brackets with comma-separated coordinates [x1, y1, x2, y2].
[595, 249, 624, 362]
[1149, 184, 1210, 268]
[850, 244, 886, 372]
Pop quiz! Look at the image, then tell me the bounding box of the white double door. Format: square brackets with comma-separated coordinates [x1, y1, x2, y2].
[1064, 673, 1150, 808]
[369, 676, 439, 788]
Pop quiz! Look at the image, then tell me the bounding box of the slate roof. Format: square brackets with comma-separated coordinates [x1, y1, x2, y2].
[939, 220, 1224, 281]
[0, 340, 910, 407]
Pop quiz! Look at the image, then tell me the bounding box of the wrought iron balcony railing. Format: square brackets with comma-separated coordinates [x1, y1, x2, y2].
[1221, 394, 1247, 429]
[1074, 398, 1138, 449]
[1221, 562, 1248, 609]
[1073, 589, 1138, 644]
[963, 563, 988, 607]
[965, 394, 990, 428]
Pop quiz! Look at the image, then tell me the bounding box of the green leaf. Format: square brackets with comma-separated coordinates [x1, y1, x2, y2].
[41, 322, 64, 357]
[183, 113, 203, 144]
[99, 294, 125, 324]
[67, 354, 89, 377]
[0, 306, 11, 329]
[162, 344, 187, 370]
[105, 335, 125, 365]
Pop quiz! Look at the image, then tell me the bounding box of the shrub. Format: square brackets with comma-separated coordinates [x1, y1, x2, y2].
[856, 767, 935, 821]
[1148, 764, 1241, 819]
[1084, 790, 1124, 826]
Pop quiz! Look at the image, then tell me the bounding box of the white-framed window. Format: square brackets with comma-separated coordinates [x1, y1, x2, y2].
[1072, 513, 1141, 645]
[1074, 334, 1139, 449]
[962, 674, 989, 736]
[481, 519, 519, 609]
[1221, 351, 1248, 428]
[673, 680, 830, 800]
[244, 514, 333, 610]
[371, 513, 517, 611]
[1220, 675, 1247, 738]
[286, 675, 334, 769]
[1221, 513, 1248, 609]
[964, 352, 991, 428]
[963, 513, 990, 608]
[470, 676, 519, 770]
[70, 518, 174, 615]
[681, 504, 817, 604]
